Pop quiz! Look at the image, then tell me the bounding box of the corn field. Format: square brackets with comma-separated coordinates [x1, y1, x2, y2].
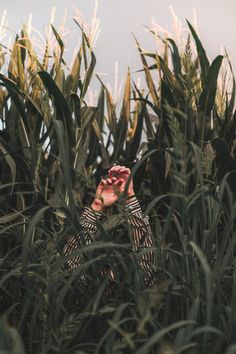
[0, 13, 236, 354]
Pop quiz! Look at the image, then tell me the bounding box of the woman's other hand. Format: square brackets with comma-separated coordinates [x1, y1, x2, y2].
[108, 165, 135, 198]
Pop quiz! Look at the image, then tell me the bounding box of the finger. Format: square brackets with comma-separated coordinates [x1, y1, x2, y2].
[108, 167, 117, 176]
[109, 166, 121, 177]
[120, 171, 130, 176]
[111, 165, 122, 171]
[108, 168, 115, 177]
[114, 166, 126, 175]
[100, 179, 107, 185]
[111, 176, 117, 182]
[120, 167, 130, 173]
[109, 165, 118, 171]
[114, 179, 123, 186]
[106, 178, 113, 185]
[116, 166, 130, 174]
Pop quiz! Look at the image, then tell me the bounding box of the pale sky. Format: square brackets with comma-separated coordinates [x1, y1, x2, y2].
[0, 0, 235, 92]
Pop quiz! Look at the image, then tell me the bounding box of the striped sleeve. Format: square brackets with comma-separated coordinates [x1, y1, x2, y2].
[63, 207, 102, 269]
[126, 195, 156, 285]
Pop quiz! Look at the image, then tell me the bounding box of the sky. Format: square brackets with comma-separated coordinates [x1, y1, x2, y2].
[0, 0, 236, 94]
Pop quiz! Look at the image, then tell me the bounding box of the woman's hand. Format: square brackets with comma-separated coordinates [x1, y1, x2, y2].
[91, 166, 135, 212]
[91, 177, 122, 212]
[108, 165, 135, 198]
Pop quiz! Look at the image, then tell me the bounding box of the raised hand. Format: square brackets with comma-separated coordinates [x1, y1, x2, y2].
[108, 165, 135, 198]
[91, 177, 122, 212]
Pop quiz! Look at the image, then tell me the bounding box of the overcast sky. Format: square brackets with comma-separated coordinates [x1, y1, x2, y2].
[0, 0, 235, 92]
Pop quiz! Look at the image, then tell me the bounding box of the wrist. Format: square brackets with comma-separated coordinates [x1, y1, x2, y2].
[127, 185, 135, 198]
[91, 198, 105, 212]
[126, 193, 136, 204]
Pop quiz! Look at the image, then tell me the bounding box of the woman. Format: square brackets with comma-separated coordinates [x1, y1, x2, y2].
[63, 165, 156, 285]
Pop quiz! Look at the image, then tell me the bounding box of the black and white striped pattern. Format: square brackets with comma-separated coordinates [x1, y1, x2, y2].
[125, 196, 155, 284]
[63, 197, 156, 284]
[63, 207, 102, 269]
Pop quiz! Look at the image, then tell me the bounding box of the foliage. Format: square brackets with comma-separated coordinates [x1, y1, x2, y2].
[0, 15, 236, 354]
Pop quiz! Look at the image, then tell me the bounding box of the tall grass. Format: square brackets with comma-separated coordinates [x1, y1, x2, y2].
[0, 8, 236, 354]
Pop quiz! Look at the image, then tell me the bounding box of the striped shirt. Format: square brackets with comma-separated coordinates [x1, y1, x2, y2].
[63, 196, 156, 285]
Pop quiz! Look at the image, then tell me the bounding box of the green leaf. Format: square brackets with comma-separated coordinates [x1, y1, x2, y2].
[134, 35, 159, 106]
[199, 55, 224, 114]
[135, 320, 195, 354]
[0, 318, 26, 354]
[157, 56, 184, 100]
[113, 69, 131, 161]
[187, 20, 210, 81]
[190, 241, 213, 326]
[53, 119, 75, 210]
[65, 46, 83, 95]
[0, 73, 29, 130]
[167, 38, 182, 77]
[127, 95, 146, 161]
[0, 210, 25, 224]
[74, 106, 97, 169]
[67, 93, 81, 127]
[80, 51, 96, 100]
[0, 143, 16, 194]
[38, 70, 75, 146]
[0, 73, 36, 164]
[22, 206, 51, 280]
[51, 24, 64, 55]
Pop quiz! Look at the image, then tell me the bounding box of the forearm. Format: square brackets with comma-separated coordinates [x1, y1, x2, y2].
[126, 196, 153, 247]
[126, 196, 156, 284]
[63, 207, 102, 269]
